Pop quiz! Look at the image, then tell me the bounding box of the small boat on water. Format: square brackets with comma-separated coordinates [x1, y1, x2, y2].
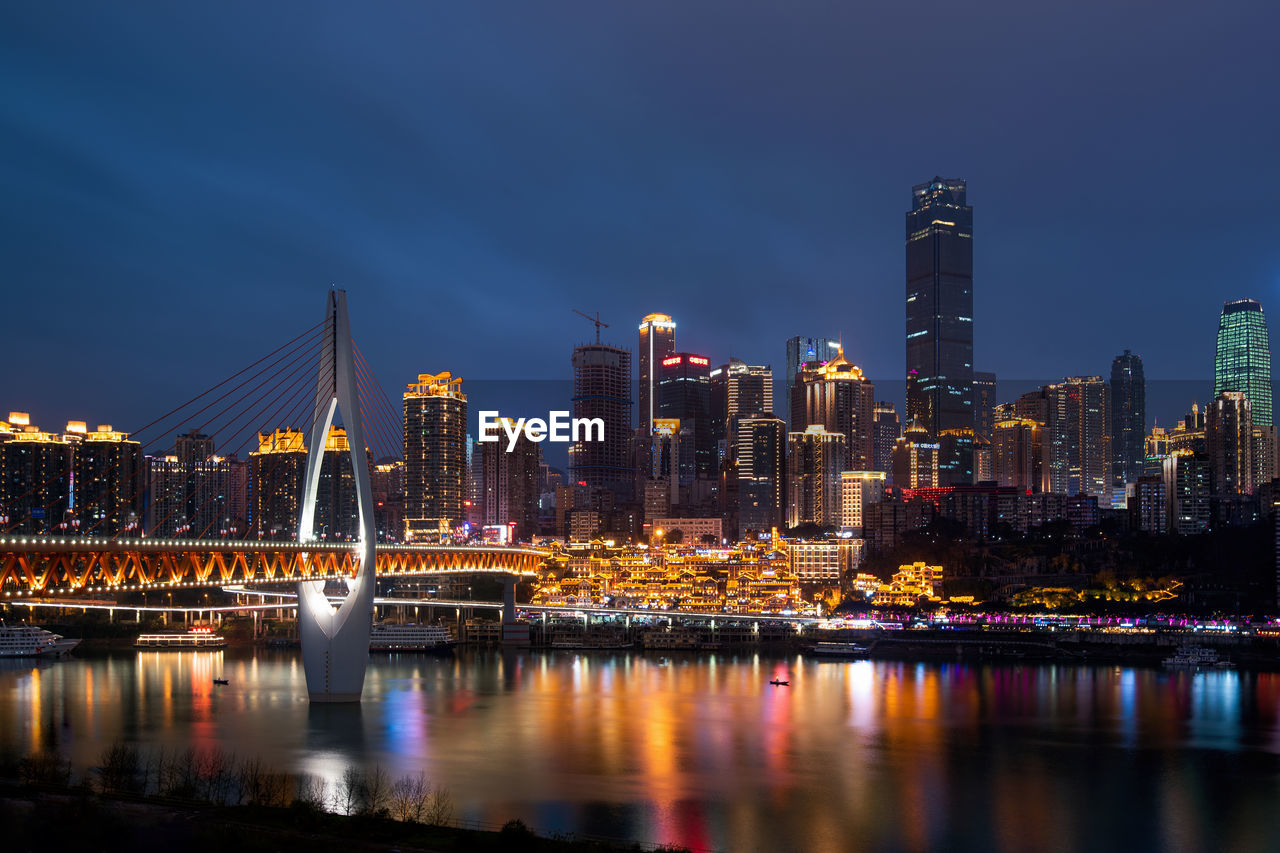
[1163, 645, 1235, 669]
[769, 679, 790, 686]
[213, 678, 229, 686]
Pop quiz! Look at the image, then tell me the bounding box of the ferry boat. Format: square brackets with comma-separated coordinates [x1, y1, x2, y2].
[0, 622, 81, 658]
[368, 623, 455, 653]
[1163, 645, 1235, 669]
[806, 641, 870, 658]
[135, 626, 228, 649]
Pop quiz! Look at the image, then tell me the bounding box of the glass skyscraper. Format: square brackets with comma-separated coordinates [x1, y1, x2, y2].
[1214, 298, 1272, 427]
[1110, 349, 1146, 490]
[906, 177, 974, 484]
[784, 336, 841, 424]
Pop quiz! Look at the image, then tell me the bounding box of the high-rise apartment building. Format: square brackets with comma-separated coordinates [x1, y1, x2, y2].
[637, 313, 676, 433]
[710, 358, 773, 458]
[973, 371, 997, 440]
[791, 349, 875, 472]
[992, 417, 1044, 492]
[839, 470, 885, 537]
[736, 416, 786, 537]
[403, 372, 467, 540]
[481, 420, 541, 541]
[1110, 350, 1146, 491]
[1163, 452, 1211, 535]
[1215, 299, 1272, 427]
[785, 337, 841, 424]
[146, 431, 235, 538]
[73, 425, 141, 536]
[570, 343, 633, 500]
[786, 425, 845, 528]
[1205, 391, 1254, 496]
[892, 422, 939, 489]
[872, 402, 901, 477]
[1045, 377, 1112, 502]
[248, 427, 306, 540]
[0, 413, 72, 534]
[905, 177, 974, 484]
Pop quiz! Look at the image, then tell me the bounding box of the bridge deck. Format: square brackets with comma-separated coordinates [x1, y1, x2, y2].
[0, 537, 546, 596]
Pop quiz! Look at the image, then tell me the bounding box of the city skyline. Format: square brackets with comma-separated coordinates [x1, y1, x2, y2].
[4, 2, 1279, 436]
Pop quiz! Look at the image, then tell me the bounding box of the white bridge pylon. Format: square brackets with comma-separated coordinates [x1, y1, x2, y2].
[296, 289, 376, 702]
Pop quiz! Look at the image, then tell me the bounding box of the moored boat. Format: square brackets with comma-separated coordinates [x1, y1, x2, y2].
[0, 622, 81, 658]
[135, 626, 228, 649]
[369, 623, 455, 653]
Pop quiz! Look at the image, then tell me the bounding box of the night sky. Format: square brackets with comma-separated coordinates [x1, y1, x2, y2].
[3, 1, 1279, 446]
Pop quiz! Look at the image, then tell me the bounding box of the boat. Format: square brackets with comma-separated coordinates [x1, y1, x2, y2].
[769, 679, 790, 686]
[213, 678, 229, 685]
[0, 622, 81, 658]
[1163, 645, 1235, 669]
[368, 623, 455, 653]
[805, 641, 870, 658]
[135, 626, 228, 649]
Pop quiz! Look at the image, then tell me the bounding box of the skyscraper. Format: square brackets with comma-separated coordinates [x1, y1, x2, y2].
[786, 425, 845, 528]
[637, 313, 676, 433]
[1045, 377, 1111, 502]
[657, 352, 713, 480]
[73, 425, 141, 536]
[1110, 350, 1146, 491]
[403, 372, 467, 541]
[785, 337, 841, 424]
[0, 414, 71, 534]
[248, 427, 306, 540]
[710, 358, 773, 458]
[570, 343, 633, 500]
[792, 349, 875, 472]
[973, 371, 997, 440]
[872, 402, 901, 477]
[1205, 391, 1254, 496]
[481, 420, 541, 541]
[1215, 298, 1272, 427]
[906, 177, 974, 483]
[736, 416, 786, 537]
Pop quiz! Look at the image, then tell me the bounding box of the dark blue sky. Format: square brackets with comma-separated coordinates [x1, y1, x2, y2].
[3, 1, 1278, 439]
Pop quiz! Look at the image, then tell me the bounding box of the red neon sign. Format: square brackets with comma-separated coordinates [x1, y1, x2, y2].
[662, 356, 682, 366]
[688, 356, 709, 366]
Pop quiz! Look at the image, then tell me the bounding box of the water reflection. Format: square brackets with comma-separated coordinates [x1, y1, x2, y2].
[1, 651, 1278, 852]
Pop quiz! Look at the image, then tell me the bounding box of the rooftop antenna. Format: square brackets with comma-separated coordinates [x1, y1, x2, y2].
[573, 309, 609, 344]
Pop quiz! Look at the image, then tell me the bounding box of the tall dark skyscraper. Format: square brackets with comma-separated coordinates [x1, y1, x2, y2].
[973, 371, 996, 440]
[403, 371, 467, 541]
[1110, 350, 1146, 491]
[906, 177, 974, 483]
[657, 352, 714, 480]
[637, 313, 676, 433]
[1215, 298, 1272, 427]
[570, 342, 633, 500]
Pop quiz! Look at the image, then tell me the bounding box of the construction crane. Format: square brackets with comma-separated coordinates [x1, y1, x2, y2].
[573, 309, 609, 344]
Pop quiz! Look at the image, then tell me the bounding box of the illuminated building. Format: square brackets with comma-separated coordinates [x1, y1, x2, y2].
[973, 432, 992, 482]
[1129, 475, 1167, 534]
[316, 426, 362, 541]
[873, 562, 944, 606]
[403, 372, 467, 540]
[786, 425, 844, 528]
[787, 540, 860, 586]
[1205, 391, 1253, 496]
[649, 517, 722, 544]
[973, 371, 997, 440]
[571, 342, 633, 501]
[1163, 451, 1211, 535]
[248, 427, 305, 539]
[736, 416, 786, 537]
[637, 313, 676, 433]
[1252, 425, 1277, 490]
[370, 460, 405, 542]
[1045, 377, 1112, 503]
[784, 336, 840, 424]
[481, 418, 541, 540]
[657, 352, 713, 480]
[711, 358, 773, 459]
[872, 402, 901, 478]
[839, 470, 885, 537]
[1215, 298, 1272, 426]
[992, 417, 1044, 491]
[73, 425, 142, 535]
[905, 177, 974, 484]
[792, 348, 875, 471]
[1110, 350, 1146, 490]
[146, 430, 234, 538]
[892, 421, 938, 488]
[0, 413, 72, 534]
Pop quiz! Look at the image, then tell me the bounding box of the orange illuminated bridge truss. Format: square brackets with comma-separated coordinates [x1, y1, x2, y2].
[0, 537, 547, 597]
